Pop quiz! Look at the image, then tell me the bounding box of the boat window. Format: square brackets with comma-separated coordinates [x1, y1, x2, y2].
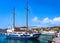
[20, 28, 27, 30]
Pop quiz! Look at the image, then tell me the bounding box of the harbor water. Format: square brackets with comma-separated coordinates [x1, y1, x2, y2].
[0, 34, 53, 43]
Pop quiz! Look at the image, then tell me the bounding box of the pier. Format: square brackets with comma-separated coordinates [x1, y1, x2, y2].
[52, 37, 60, 43]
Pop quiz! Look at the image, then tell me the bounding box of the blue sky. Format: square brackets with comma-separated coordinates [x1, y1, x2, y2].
[0, 0, 60, 28]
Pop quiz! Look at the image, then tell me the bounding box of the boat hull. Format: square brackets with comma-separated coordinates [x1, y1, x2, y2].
[6, 34, 40, 40]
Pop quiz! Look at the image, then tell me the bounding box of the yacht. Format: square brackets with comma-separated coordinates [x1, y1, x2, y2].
[6, 1, 40, 39]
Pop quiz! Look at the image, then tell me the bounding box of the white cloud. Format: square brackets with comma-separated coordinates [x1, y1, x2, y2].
[32, 16, 60, 27]
[42, 17, 52, 24]
[32, 16, 39, 22]
[52, 17, 60, 24]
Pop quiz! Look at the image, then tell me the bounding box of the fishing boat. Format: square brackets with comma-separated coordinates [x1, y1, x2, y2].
[6, 1, 40, 39]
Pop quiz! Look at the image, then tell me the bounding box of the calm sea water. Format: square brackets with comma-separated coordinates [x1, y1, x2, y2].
[0, 34, 53, 43]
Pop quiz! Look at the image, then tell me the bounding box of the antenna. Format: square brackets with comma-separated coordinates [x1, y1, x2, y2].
[26, 0, 28, 30]
[13, 8, 15, 28]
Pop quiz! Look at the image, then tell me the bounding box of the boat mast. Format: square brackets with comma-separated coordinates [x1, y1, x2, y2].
[26, 0, 28, 30]
[13, 8, 15, 28]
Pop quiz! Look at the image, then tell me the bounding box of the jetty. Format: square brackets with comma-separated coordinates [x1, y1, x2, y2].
[52, 37, 60, 43]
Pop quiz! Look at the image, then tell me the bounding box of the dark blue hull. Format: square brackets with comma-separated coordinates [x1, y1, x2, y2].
[6, 34, 40, 40]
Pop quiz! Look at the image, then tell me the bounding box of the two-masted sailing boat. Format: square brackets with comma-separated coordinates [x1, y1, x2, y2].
[6, 1, 40, 39]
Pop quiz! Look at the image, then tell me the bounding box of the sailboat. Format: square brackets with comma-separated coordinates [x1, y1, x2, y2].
[6, 1, 41, 40]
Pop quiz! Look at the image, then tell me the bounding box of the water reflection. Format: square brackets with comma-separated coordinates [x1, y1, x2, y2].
[0, 36, 48, 43]
[6, 39, 40, 43]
